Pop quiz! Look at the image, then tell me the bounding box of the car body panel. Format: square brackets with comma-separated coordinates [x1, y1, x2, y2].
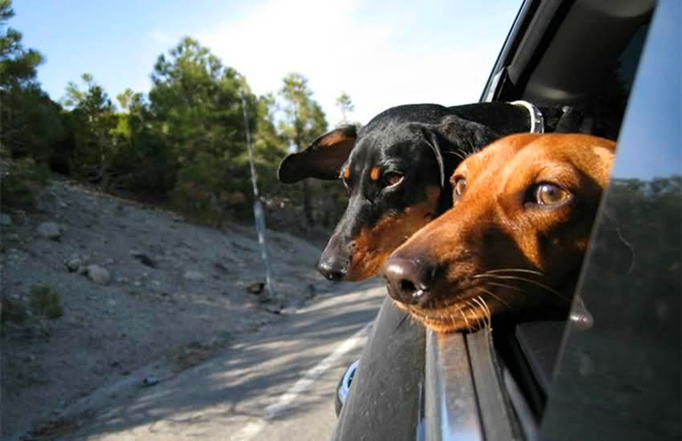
[332, 296, 425, 441]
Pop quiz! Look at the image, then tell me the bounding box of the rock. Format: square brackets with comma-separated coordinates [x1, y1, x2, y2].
[142, 376, 159, 387]
[183, 270, 205, 282]
[65, 253, 83, 272]
[247, 282, 265, 295]
[130, 250, 157, 268]
[87, 265, 111, 285]
[37, 222, 64, 241]
[0, 213, 12, 226]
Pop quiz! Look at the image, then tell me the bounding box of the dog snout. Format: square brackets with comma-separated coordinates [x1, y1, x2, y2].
[317, 257, 348, 281]
[317, 236, 354, 282]
[383, 256, 436, 306]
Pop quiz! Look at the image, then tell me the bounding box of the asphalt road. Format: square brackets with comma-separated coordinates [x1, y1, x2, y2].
[66, 280, 385, 441]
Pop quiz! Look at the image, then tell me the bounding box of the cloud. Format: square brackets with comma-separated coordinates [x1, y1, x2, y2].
[200, 0, 506, 125]
[151, 31, 174, 45]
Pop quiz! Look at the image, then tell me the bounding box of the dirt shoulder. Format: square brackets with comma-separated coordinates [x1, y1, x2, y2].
[1, 176, 340, 439]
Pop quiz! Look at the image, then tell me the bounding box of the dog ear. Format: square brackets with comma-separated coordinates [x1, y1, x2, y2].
[416, 116, 499, 187]
[277, 125, 358, 183]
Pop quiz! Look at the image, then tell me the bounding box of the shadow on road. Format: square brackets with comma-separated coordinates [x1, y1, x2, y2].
[62, 282, 385, 440]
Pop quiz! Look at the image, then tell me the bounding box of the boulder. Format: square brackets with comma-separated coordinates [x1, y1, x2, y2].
[87, 265, 111, 285]
[37, 222, 64, 241]
[65, 254, 83, 272]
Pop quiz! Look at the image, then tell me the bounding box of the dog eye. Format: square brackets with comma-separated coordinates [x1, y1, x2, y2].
[452, 177, 467, 199]
[383, 172, 403, 188]
[535, 183, 570, 205]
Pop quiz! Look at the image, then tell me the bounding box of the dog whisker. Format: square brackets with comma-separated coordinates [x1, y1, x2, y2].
[471, 296, 488, 330]
[458, 303, 471, 329]
[477, 274, 570, 303]
[477, 295, 491, 330]
[395, 312, 409, 331]
[475, 286, 513, 311]
[483, 281, 524, 293]
[477, 268, 544, 276]
[467, 299, 485, 331]
[444, 150, 467, 161]
[448, 309, 458, 328]
[479, 296, 491, 330]
[462, 300, 477, 330]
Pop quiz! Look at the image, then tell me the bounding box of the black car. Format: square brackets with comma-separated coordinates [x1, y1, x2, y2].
[333, 1, 680, 440]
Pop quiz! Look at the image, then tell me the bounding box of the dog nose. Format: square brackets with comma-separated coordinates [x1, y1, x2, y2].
[383, 256, 435, 306]
[317, 258, 348, 282]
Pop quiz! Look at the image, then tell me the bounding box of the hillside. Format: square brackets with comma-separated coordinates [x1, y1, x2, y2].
[1, 176, 340, 438]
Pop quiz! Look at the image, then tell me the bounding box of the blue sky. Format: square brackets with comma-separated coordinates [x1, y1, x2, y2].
[13, 0, 522, 125]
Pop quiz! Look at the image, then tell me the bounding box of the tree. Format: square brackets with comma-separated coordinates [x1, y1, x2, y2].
[278, 73, 328, 226]
[0, 0, 42, 89]
[61, 73, 121, 186]
[335, 91, 354, 125]
[0, 0, 63, 161]
[122, 92, 175, 195]
[116, 88, 135, 112]
[252, 92, 288, 195]
[148, 37, 258, 220]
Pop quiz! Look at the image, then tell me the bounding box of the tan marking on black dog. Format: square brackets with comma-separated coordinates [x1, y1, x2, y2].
[345, 185, 440, 281]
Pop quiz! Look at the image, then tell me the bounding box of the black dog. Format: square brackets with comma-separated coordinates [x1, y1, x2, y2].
[278, 103, 538, 282]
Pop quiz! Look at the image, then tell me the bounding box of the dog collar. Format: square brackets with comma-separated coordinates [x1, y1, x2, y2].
[509, 100, 545, 134]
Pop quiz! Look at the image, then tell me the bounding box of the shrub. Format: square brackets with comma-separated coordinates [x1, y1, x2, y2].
[0, 157, 50, 208]
[1, 296, 27, 325]
[29, 283, 63, 319]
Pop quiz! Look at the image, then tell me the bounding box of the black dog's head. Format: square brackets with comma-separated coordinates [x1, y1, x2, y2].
[278, 103, 531, 281]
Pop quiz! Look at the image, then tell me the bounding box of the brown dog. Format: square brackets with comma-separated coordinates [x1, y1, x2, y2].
[383, 133, 615, 332]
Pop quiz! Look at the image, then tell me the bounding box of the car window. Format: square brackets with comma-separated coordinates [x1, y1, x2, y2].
[539, 0, 681, 439]
[489, 0, 653, 140]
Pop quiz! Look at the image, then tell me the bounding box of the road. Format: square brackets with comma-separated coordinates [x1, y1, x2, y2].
[66, 280, 385, 441]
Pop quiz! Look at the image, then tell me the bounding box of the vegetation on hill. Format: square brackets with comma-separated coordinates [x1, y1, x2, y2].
[0, 0, 349, 227]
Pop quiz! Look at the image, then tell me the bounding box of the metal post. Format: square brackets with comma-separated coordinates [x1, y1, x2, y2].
[240, 91, 277, 301]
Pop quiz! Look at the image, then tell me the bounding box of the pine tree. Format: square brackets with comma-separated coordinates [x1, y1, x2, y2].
[279, 73, 328, 226]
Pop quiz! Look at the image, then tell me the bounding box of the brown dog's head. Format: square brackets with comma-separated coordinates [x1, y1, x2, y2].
[383, 133, 615, 332]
